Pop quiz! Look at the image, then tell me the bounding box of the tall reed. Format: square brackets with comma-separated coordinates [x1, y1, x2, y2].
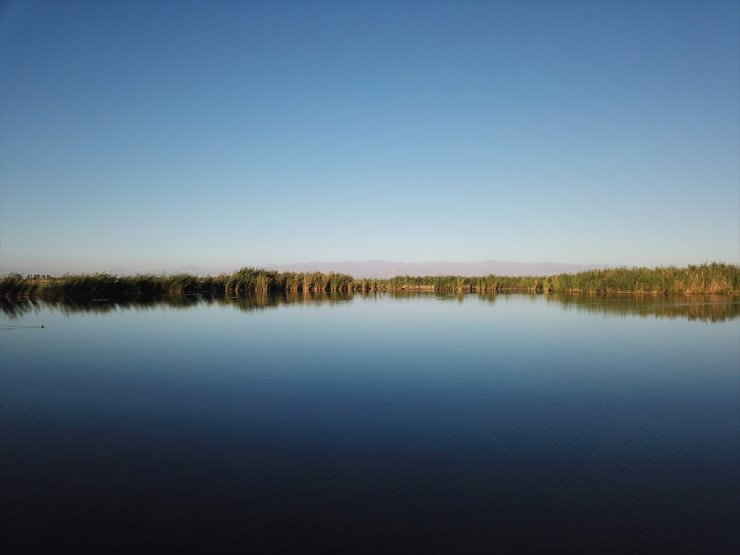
[0, 268, 357, 298]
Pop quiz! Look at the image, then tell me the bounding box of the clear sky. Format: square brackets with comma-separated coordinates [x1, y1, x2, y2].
[1, 0, 738, 273]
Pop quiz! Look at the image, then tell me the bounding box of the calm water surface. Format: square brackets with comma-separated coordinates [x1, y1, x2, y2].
[1, 294, 739, 554]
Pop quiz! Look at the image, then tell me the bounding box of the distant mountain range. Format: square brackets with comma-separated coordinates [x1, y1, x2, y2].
[1, 260, 607, 278]
[268, 260, 607, 279]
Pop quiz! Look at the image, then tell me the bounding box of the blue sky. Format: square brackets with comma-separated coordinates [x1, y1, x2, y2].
[1, 0, 738, 273]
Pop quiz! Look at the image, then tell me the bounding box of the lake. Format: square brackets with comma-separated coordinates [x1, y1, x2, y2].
[1, 293, 738, 554]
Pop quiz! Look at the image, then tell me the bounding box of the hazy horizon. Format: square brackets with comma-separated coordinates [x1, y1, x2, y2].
[4, 257, 736, 280]
[1, 1, 738, 272]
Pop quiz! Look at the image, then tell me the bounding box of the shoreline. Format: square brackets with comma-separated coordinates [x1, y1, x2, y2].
[1, 263, 738, 298]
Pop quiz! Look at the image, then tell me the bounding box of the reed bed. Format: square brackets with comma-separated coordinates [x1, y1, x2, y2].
[542, 264, 739, 294]
[357, 263, 739, 295]
[363, 274, 545, 292]
[1, 263, 737, 299]
[0, 268, 356, 299]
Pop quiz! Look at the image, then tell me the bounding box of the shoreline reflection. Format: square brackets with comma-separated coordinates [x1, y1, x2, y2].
[1, 291, 738, 322]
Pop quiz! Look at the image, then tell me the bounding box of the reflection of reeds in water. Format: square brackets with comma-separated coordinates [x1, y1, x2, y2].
[214, 290, 355, 313]
[545, 293, 740, 323]
[0, 291, 356, 319]
[0, 295, 205, 318]
[2, 292, 737, 323]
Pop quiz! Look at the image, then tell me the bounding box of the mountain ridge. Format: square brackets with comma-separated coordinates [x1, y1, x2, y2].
[1, 260, 608, 278]
[267, 260, 608, 279]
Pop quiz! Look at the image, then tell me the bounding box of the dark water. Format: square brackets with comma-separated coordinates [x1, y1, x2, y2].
[1, 294, 739, 554]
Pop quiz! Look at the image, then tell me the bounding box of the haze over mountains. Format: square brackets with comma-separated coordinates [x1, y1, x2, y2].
[2, 260, 606, 278]
[269, 260, 606, 279]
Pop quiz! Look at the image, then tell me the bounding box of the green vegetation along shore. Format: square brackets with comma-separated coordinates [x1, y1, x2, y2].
[1, 263, 738, 299]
